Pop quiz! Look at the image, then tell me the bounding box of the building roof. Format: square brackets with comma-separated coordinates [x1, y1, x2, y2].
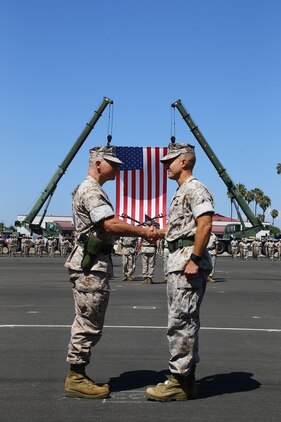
[54, 220, 74, 230]
[211, 225, 226, 234]
[213, 213, 238, 222]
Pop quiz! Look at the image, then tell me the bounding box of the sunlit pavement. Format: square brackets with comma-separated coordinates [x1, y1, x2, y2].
[0, 254, 280, 421]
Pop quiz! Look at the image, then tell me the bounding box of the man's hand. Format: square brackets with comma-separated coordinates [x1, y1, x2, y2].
[143, 226, 159, 243]
[183, 259, 199, 277]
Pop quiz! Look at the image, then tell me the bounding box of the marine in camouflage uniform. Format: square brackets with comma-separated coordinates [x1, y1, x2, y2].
[64, 145, 158, 400]
[162, 239, 169, 282]
[119, 236, 137, 281]
[140, 234, 157, 284]
[47, 237, 57, 257]
[0, 234, 4, 254]
[206, 232, 218, 282]
[230, 238, 239, 260]
[8, 235, 17, 257]
[251, 239, 260, 261]
[146, 142, 214, 402]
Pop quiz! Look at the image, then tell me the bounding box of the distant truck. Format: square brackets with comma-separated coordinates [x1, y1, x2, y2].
[216, 222, 270, 255]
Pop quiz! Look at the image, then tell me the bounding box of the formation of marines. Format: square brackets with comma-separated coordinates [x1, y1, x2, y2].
[230, 237, 281, 261]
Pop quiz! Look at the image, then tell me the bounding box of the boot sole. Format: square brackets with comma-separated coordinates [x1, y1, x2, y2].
[65, 390, 110, 399]
[145, 392, 187, 402]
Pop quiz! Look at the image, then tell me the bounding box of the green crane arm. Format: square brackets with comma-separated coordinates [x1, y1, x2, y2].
[22, 97, 113, 227]
[171, 99, 263, 230]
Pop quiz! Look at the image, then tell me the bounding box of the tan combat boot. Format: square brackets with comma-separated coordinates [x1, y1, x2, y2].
[145, 367, 197, 402]
[65, 365, 110, 399]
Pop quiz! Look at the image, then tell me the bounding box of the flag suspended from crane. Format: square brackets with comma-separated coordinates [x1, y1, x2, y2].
[115, 146, 168, 228]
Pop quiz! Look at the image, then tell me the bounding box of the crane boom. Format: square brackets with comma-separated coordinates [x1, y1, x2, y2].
[19, 96, 113, 233]
[171, 99, 263, 232]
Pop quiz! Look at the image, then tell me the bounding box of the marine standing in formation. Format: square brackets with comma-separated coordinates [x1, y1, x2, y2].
[64, 145, 158, 399]
[139, 227, 157, 284]
[206, 232, 218, 282]
[230, 237, 239, 260]
[119, 236, 137, 281]
[145, 142, 214, 401]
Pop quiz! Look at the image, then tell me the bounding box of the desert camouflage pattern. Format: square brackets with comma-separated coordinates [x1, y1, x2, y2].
[66, 270, 110, 365]
[165, 176, 214, 272]
[140, 238, 157, 279]
[167, 270, 208, 376]
[120, 237, 137, 278]
[65, 176, 115, 273]
[65, 175, 115, 365]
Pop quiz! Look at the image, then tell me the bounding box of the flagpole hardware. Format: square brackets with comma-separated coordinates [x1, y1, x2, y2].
[107, 135, 112, 146]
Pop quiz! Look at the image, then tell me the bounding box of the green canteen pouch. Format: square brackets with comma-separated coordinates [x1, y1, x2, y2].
[81, 235, 103, 272]
[86, 235, 103, 255]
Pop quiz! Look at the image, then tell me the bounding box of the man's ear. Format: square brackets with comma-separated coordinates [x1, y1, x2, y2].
[181, 157, 188, 169]
[95, 159, 101, 170]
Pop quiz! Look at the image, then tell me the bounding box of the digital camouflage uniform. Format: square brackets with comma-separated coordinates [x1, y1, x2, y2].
[206, 232, 218, 281]
[165, 176, 214, 377]
[251, 240, 260, 261]
[65, 176, 116, 366]
[47, 237, 57, 257]
[120, 236, 137, 280]
[276, 240, 281, 260]
[140, 238, 157, 283]
[230, 239, 239, 260]
[240, 240, 249, 260]
[163, 239, 169, 282]
[8, 236, 17, 257]
[0, 235, 4, 254]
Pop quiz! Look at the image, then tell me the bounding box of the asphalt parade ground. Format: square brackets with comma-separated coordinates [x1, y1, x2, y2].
[0, 253, 281, 422]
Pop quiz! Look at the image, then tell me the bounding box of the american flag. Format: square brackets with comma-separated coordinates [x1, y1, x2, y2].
[115, 146, 168, 228]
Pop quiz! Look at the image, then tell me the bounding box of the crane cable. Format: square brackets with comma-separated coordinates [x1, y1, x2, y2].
[107, 102, 114, 145]
[170, 105, 176, 143]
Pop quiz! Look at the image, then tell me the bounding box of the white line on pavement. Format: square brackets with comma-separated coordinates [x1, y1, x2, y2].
[0, 324, 280, 332]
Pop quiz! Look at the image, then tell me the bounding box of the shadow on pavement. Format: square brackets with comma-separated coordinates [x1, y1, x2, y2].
[109, 370, 261, 398]
[198, 371, 261, 398]
[109, 369, 169, 392]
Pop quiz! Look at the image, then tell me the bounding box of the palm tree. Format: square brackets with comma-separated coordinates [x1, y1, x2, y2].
[244, 190, 255, 221]
[259, 195, 271, 222]
[227, 190, 234, 220]
[252, 188, 264, 216]
[235, 183, 247, 218]
[270, 209, 279, 225]
[236, 183, 247, 198]
[257, 213, 263, 223]
[277, 163, 281, 174]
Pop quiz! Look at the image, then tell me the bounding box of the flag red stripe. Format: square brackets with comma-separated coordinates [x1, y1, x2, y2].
[155, 147, 160, 218]
[131, 170, 136, 222]
[116, 173, 120, 218]
[146, 147, 152, 217]
[116, 147, 167, 228]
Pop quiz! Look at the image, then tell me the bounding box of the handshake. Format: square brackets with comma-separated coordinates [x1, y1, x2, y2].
[142, 225, 165, 243]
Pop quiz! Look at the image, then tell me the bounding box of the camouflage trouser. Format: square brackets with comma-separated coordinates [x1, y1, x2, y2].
[67, 270, 110, 365]
[167, 269, 209, 376]
[141, 253, 156, 278]
[163, 248, 169, 277]
[122, 253, 136, 277]
[209, 254, 216, 277]
[231, 247, 238, 260]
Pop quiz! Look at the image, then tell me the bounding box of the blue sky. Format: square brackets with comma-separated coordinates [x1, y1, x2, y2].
[1, 0, 280, 227]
